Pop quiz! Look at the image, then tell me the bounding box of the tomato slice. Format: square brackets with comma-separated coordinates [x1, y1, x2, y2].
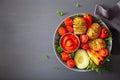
[99, 49, 109, 57]
[66, 59, 75, 68]
[64, 17, 73, 26]
[83, 13, 92, 27]
[80, 34, 89, 43]
[61, 52, 71, 61]
[100, 28, 109, 39]
[81, 43, 89, 50]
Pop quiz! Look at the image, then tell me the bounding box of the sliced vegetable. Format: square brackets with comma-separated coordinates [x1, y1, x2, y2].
[61, 52, 71, 61]
[80, 34, 88, 43]
[100, 28, 109, 39]
[66, 59, 75, 68]
[58, 27, 67, 36]
[74, 49, 89, 69]
[87, 49, 104, 66]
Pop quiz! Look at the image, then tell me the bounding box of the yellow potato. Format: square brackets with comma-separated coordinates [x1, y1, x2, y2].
[87, 23, 101, 39]
[73, 17, 87, 35]
[89, 38, 106, 51]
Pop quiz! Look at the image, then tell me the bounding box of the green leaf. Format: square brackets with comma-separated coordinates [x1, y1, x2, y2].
[105, 36, 112, 41]
[53, 66, 59, 70]
[76, 3, 80, 8]
[44, 55, 50, 59]
[57, 11, 64, 16]
[70, 52, 75, 58]
[56, 46, 63, 54]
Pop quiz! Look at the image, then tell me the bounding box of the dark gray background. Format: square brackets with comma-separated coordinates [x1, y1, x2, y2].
[0, 0, 120, 80]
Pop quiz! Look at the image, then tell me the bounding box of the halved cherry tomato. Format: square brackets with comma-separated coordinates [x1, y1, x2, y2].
[100, 28, 109, 39]
[80, 34, 89, 43]
[66, 59, 75, 68]
[61, 52, 71, 61]
[66, 26, 73, 32]
[58, 27, 67, 36]
[81, 43, 89, 50]
[99, 48, 109, 57]
[64, 17, 73, 26]
[83, 13, 92, 27]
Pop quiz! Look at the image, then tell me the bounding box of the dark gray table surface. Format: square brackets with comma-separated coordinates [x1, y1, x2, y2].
[0, 0, 120, 80]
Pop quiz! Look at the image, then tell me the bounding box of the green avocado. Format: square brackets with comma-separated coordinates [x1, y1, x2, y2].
[74, 49, 89, 69]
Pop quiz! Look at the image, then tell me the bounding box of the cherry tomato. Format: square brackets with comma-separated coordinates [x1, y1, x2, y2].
[99, 48, 109, 57]
[66, 59, 75, 68]
[81, 43, 89, 50]
[58, 27, 67, 36]
[61, 52, 71, 61]
[100, 28, 109, 39]
[80, 34, 89, 43]
[66, 26, 73, 32]
[83, 13, 93, 27]
[64, 17, 73, 26]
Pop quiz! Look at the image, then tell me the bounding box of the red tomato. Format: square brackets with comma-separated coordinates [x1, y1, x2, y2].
[61, 52, 71, 61]
[99, 49, 109, 57]
[81, 43, 89, 50]
[64, 17, 73, 26]
[80, 34, 89, 43]
[58, 27, 67, 36]
[66, 59, 75, 68]
[100, 28, 109, 39]
[83, 13, 92, 27]
[66, 26, 73, 32]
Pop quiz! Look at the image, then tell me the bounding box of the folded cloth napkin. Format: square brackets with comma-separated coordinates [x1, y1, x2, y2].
[94, 1, 120, 55]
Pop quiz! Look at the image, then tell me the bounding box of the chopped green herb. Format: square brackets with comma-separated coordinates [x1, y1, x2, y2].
[105, 36, 112, 41]
[93, 17, 101, 24]
[76, 3, 80, 8]
[44, 55, 50, 59]
[56, 46, 63, 54]
[53, 66, 59, 70]
[105, 58, 110, 62]
[78, 21, 83, 26]
[57, 11, 64, 16]
[86, 59, 101, 73]
[70, 52, 75, 58]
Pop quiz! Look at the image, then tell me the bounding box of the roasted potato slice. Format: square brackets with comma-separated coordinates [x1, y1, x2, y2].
[87, 23, 101, 39]
[89, 38, 106, 51]
[73, 17, 87, 35]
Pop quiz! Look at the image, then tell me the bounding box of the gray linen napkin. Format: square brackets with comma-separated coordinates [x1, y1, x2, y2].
[94, 1, 120, 55]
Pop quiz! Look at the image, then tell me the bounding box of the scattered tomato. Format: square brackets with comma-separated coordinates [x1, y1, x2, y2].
[83, 13, 92, 27]
[81, 43, 89, 50]
[99, 48, 109, 57]
[61, 52, 71, 61]
[80, 34, 89, 43]
[100, 28, 109, 39]
[58, 27, 67, 36]
[64, 17, 73, 26]
[66, 26, 73, 32]
[66, 59, 75, 68]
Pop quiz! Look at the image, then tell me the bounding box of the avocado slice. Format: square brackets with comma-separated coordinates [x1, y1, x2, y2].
[74, 49, 89, 69]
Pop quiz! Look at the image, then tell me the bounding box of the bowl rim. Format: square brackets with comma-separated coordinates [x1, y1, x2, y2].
[53, 13, 112, 72]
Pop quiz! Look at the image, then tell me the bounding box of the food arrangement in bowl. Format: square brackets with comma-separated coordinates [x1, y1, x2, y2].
[53, 13, 112, 72]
